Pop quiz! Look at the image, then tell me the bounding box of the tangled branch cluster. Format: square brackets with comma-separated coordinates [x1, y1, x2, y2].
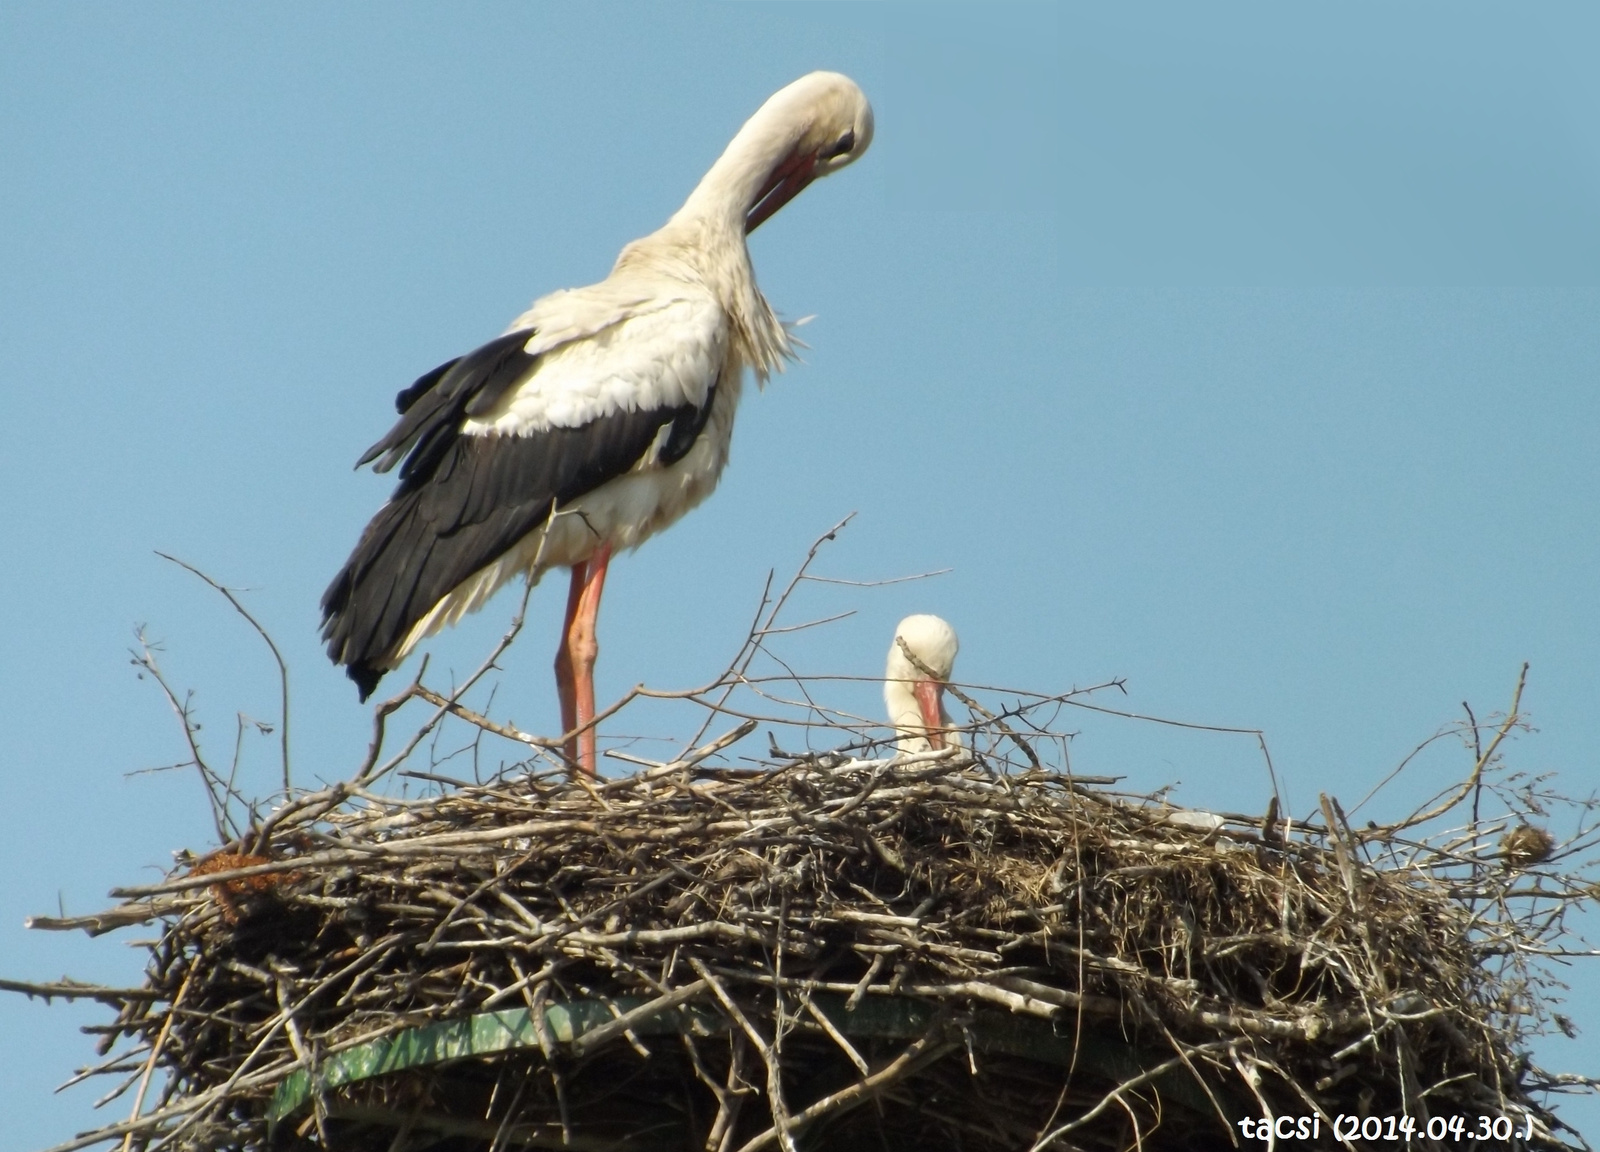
[10, 528, 1598, 1151]
[19, 703, 1598, 1151]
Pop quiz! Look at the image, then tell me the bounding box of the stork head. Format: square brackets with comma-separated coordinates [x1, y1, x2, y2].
[884, 614, 961, 754]
[738, 72, 875, 233]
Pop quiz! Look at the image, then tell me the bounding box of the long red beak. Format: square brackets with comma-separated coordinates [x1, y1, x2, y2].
[745, 150, 819, 234]
[913, 678, 946, 750]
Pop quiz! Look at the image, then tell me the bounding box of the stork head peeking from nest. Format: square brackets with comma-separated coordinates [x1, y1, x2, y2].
[885, 614, 961, 754]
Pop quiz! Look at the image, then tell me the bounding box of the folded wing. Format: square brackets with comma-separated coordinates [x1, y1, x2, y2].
[321, 299, 723, 699]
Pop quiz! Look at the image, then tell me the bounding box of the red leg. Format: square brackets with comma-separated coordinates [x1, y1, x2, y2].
[561, 543, 612, 775]
[554, 565, 586, 766]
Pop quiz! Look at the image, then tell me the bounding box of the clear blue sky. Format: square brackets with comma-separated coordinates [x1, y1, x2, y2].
[3, 3, 1597, 1146]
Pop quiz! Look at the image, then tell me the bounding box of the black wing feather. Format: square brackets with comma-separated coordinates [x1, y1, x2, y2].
[393, 357, 457, 416]
[660, 383, 717, 465]
[356, 329, 540, 474]
[322, 328, 713, 700]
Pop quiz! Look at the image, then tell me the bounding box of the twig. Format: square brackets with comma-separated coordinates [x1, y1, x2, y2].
[156, 552, 292, 794]
[130, 630, 231, 843]
[896, 635, 1040, 769]
[732, 1024, 955, 1152]
[118, 966, 193, 1152]
[1365, 664, 1529, 841]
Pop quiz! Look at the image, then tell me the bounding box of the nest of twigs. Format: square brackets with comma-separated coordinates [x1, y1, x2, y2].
[12, 537, 1598, 1151]
[20, 701, 1597, 1152]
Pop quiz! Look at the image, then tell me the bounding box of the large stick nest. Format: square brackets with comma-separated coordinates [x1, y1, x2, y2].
[13, 538, 1598, 1151]
[27, 717, 1598, 1152]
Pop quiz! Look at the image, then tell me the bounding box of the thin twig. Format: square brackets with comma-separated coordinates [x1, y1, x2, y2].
[156, 552, 292, 795]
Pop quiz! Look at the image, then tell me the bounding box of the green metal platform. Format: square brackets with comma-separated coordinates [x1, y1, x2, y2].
[268, 991, 1228, 1131]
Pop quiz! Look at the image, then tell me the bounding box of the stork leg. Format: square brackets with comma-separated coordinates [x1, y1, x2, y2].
[554, 543, 612, 775]
[554, 569, 585, 764]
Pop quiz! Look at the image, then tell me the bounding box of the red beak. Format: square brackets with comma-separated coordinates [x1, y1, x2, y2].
[745, 150, 819, 234]
[913, 678, 946, 750]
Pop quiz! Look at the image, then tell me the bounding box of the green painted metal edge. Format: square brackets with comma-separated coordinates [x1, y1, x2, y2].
[267, 997, 712, 1125]
[267, 993, 1232, 1130]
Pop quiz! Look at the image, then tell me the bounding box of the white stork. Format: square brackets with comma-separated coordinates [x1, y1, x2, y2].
[885, 614, 962, 753]
[321, 73, 874, 774]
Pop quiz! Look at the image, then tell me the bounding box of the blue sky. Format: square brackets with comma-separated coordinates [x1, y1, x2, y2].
[3, 3, 1597, 1146]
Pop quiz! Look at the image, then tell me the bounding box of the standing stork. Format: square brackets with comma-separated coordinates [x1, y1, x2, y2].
[321, 73, 873, 774]
[885, 615, 962, 753]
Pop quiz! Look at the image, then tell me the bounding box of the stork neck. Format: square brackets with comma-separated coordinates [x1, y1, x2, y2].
[672, 113, 798, 231]
[884, 680, 918, 724]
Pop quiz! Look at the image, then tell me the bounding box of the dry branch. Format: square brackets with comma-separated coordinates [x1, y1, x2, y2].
[10, 531, 1596, 1151]
[17, 711, 1595, 1151]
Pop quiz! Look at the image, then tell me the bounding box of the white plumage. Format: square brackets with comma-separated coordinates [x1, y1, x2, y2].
[322, 72, 874, 774]
[471, 298, 726, 433]
[885, 614, 962, 754]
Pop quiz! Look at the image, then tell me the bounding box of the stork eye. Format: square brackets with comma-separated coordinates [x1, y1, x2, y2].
[824, 130, 855, 159]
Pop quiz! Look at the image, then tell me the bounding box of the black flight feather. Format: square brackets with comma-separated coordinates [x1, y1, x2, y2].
[357, 328, 541, 475]
[660, 382, 717, 465]
[322, 329, 714, 700]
